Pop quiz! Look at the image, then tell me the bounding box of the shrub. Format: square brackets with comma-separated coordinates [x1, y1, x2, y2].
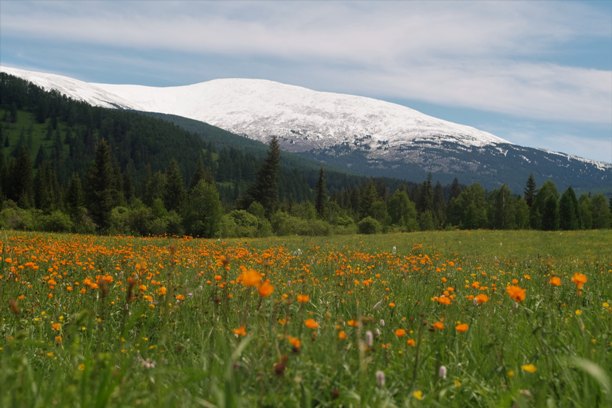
[36, 210, 74, 232]
[358, 217, 381, 234]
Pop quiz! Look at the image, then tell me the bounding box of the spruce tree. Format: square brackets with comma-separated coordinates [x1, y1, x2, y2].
[66, 173, 84, 216]
[9, 145, 34, 207]
[315, 167, 327, 218]
[86, 139, 116, 231]
[524, 174, 537, 207]
[559, 187, 580, 230]
[164, 159, 186, 211]
[245, 137, 280, 216]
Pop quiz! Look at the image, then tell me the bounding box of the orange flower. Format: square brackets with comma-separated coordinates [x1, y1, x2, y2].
[238, 267, 262, 287]
[434, 296, 451, 305]
[474, 294, 489, 304]
[388, 302, 396, 309]
[304, 318, 319, 329]
[571, 273, 587, 289]
[338, 330, 347, 340]
[175, 294, 185, 301]
[394, 328, 407, 337]
[287, 335, 301, 351]
[347, 319, 360, 327]
[455, 323, 469, 333]
[232, 326, 247, 337]
[506, 285, 526, 302]
[258, 280, 274, 297]
[297, 294, 310, 303]
[549, 276, 561, 287]
[51, 322, 61, 332]
[406, 338, 416, 347]
[432, 321, 444, 331]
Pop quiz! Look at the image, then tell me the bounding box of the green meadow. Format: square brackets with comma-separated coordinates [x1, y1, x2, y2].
[1, 230, 610, 407]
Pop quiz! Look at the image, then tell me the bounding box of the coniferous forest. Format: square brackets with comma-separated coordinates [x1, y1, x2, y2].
[1, 73, 610, 237]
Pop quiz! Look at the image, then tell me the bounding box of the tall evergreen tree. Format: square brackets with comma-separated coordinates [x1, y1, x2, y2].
[591, 194, 611, 229]
[164, 159, 186, 211]
[86, 139, 116, 231]
[416, 174, 433, 213]
[388, 189, 418, 230]
[531, 180, 559, 230]
[489, 184, 515, 229]
[8, 145, 34, 207]
[524, 174, 537, 207]
[578, 194, 592, 229]
[315, 167, 327, 218]
[244, 137, 280, 216]
[65, 173, 84, 216]
[559, 187, 580, 230]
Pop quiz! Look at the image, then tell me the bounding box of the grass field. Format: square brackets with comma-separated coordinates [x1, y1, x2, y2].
[1, 230, 610, 407]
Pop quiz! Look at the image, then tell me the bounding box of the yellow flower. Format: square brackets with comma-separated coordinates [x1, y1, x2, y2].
[412, 390, 424, 400]
[521, 364, 537, 373]
[575, 309, 582, 316]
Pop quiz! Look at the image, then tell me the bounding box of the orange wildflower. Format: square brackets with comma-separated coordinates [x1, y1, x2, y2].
[338, 330, 347, 340]
[258, 280, 274, 297]
[432, 321, 444, 331]
[571, 273, 587, 290]
[549, 276, 561, 287]
[232, 326, 247, 337]
[304, 318, 319, 329]
[238, 267, 262, 287]
[474, 293, 489, 304]
[434, 296, 451, 305]
[297, 294, 310, 303]
[51, 322, 62, 332]
[287, 336, 301, 351]
[455, 323, 469, 333]
[506, 285, 526, 302]
[394, 328, 407, 337]
[406, 338, 416, 347]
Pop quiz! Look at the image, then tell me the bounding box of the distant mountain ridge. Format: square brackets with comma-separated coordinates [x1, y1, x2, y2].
[2, 65, 610, 192]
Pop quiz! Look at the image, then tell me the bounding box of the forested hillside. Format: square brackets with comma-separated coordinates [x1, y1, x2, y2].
[1, 73, 610, 237]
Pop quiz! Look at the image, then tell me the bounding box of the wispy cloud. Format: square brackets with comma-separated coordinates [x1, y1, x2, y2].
[1, 1, 611, 126]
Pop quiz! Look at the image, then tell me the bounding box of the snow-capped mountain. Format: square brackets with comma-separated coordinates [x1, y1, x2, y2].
[2, 65, 610, 191]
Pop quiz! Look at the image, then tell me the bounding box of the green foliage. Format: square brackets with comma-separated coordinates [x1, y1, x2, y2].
[590, 194, 611, 229]
[182, 180, 223, 237]
[388, 189, 418, 231]
[219, 210, 272, 238]
[358, 216, 381, 234]
[271, 211, 331, 236]
[244, 137, 280, 216]
[35, 210, 74, 232]
[559, 187, 580, 230]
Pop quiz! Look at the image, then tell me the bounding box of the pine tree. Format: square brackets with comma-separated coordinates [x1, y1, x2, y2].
[66, 173, 84, 216]
[86, 139, 116, 231]
[245, 137, 280, 216]
[315, 167, 327, 218]
[9, 145, 34, 207]
[524, 174, 536, 207]
[449, 178, 462, 200]
[559, 187, 580, 230]
[164, 159, 186, 211]
[531, 180, 558, 230]
[591, 194, 611, 228]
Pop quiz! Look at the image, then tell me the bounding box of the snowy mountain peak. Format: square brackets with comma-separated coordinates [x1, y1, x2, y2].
[2, 65, 507, 151]
[2, 65, 610, 183]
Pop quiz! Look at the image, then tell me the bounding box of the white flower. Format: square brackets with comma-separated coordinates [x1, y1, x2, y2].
[365, 330, 374, 347]
[375, 370, 385, 387]
[438, 365, 447, 379]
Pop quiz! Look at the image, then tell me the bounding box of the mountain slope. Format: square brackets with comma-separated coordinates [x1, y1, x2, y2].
[2, 65, 609, 192]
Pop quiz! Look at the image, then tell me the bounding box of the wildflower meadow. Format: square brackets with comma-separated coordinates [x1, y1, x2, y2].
[1, 230, 610, 407]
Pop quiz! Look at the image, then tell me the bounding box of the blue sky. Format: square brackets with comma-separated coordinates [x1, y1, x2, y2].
[1, 0, 611, 163]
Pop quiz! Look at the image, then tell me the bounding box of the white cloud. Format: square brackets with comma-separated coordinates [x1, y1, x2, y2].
[1, 1, 611, 125]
